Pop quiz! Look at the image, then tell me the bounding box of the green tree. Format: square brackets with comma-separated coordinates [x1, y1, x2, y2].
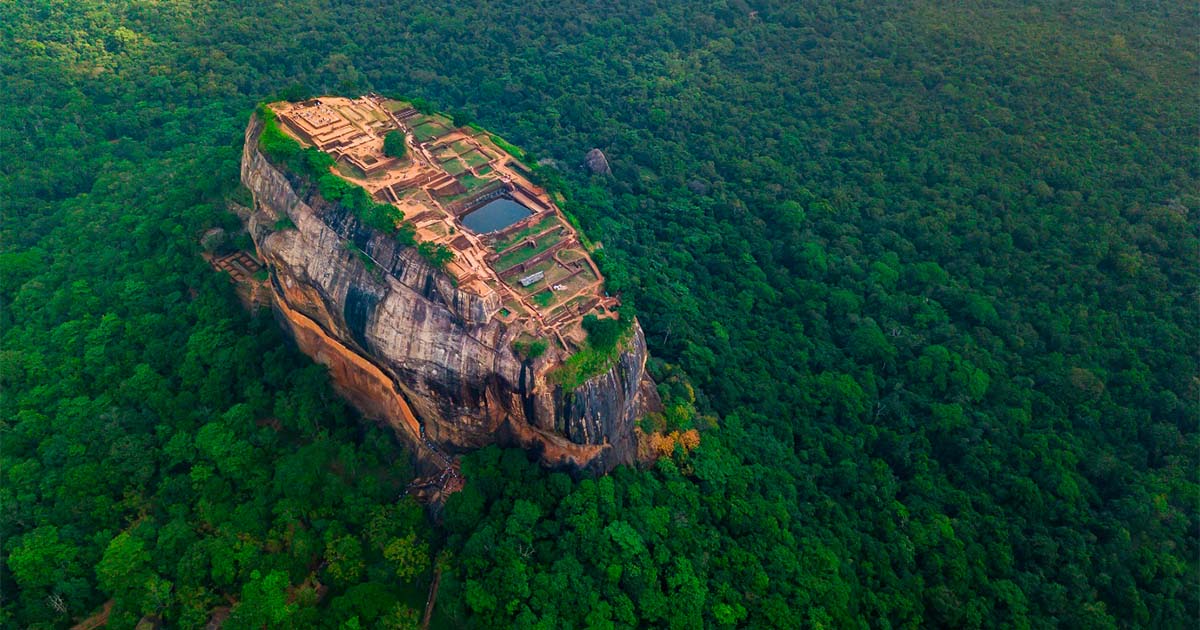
[383, 532, 430, 582]
[383, 130, 407, 159]
[225, 570, 298, 629]
[417, 241, 454, 268]
[323, 535, 365, 587]
[96, 532, 152, 597]
[7, 526, 78, 592]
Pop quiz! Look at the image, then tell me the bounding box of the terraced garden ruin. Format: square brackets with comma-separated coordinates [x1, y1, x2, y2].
[268, 95, 618, 351]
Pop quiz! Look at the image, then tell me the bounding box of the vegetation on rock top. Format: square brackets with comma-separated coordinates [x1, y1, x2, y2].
[382, 130, 406, 159]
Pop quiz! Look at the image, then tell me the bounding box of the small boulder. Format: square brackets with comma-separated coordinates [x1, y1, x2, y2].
[200, 227, 228, 253]
[584, 148, 611, 175]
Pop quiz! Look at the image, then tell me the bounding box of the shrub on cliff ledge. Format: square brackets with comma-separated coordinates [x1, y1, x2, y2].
[258, 104, 413, 246]
[315, 171, 415, 245]
[417, 241, 454, 269]
[581, 314, 623, 352]
[582, 303, 636, 350]
[512, 338, 549, 360]
[489, 134, 525, 161]
[549, 308, 639, 390]
[256, 104, 334, 179]
[256, 104, 299, 163]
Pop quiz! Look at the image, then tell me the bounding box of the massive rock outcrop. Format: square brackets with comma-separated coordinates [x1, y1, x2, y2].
[240, 116, 657, 473]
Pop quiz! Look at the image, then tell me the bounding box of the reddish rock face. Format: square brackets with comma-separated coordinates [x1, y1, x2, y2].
[242, 117, 658, 473]
[273, 283, 422, 440]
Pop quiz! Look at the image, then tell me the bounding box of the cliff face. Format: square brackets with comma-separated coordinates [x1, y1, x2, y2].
[241, 117, 657, 472]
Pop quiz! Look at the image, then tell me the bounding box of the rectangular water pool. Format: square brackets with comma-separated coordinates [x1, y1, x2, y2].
[461, 198, 533, 234]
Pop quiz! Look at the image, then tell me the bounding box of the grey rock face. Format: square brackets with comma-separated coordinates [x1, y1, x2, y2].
[240, 117, 656, 472]
[584, 148, 611, 175]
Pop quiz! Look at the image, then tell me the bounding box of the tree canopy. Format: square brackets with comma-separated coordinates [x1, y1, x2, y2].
[2, 1, 1196, 628]
[383, 130, 407, 159]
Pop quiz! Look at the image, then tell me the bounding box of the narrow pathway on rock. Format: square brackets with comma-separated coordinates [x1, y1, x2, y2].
[421, 565, 443, 630]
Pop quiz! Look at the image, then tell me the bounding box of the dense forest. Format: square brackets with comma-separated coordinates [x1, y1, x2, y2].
[2, 1, 1196, 628]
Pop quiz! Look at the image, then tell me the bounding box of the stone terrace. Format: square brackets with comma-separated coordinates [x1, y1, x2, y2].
[269, 96, 618, 350]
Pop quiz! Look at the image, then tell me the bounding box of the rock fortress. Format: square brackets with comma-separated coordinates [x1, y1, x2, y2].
[238, 95, 661, 489]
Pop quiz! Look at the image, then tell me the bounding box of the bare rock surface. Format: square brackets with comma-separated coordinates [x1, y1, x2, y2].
[584, 148, 611, 175]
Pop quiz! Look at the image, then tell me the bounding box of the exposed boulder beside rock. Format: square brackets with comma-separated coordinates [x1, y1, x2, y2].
[200, 227, 228, 253]
[584, 148, 611, 175]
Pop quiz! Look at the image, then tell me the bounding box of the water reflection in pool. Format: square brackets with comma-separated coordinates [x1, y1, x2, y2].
[461, 198, 533, 234]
